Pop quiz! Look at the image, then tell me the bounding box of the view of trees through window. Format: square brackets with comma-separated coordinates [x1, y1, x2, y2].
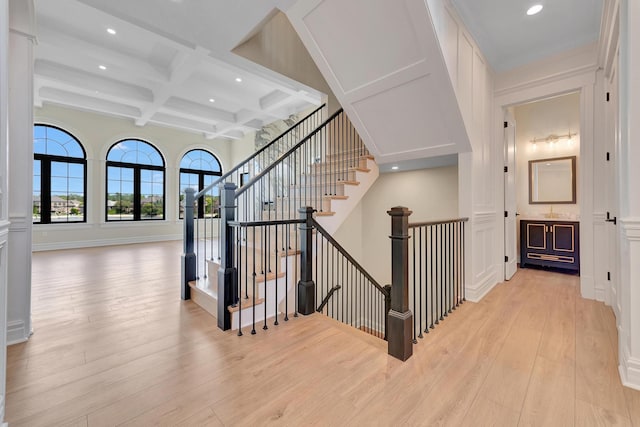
[179, 149, 222, 219]
[33, 125, 86, 224]
[106, 139, 165, 221]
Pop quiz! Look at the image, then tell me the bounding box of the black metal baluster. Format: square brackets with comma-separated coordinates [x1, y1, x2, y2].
[444, 222, 449, 317]
[284, 223, 289, 321]
[263, 225, 268, 331]
[237, 226, 243, 336]
[251, 226, 257, 335]
[462, 221, 466, 302]
[448, 222, 453, 313]
[274, 223, 279, 326]
[419, 227, 424, 339]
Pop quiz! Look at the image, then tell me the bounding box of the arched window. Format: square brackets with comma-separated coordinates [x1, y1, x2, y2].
[179, 149, 222, 218]
[106, 139, 165, 221]
[33, 124, 87, 224]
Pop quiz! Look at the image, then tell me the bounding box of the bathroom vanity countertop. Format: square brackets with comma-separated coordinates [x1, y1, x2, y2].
[518, 216, 580, 222]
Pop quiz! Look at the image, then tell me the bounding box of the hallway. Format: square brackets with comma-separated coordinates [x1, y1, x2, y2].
[5, 242, 640, 425]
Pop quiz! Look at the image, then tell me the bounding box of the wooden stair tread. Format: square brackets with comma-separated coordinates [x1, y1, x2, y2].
[349, 166, 370, 173]
[255, 271, 285, 283]
[341, 180, 360, 186]
[315, 211, 336, 217]
[279, 248, 301, 257]
[325, 195, 348, 200]
[228, 296, 265, 313]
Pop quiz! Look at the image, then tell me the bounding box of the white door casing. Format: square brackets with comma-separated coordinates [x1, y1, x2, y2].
[504, 116, 517, 280]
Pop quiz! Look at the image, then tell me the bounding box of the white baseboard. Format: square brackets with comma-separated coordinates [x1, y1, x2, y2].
[7, 320, 30, 345]
[0, 394, 4, 427]
[32, 234, 182, 252]
[580, 275, 596, 300]
[465, 269, 498, 302]
[594, 286, 606, 302]
[619, 344, 640, 391]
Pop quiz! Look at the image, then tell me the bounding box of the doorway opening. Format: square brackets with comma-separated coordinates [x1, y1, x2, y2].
[504, 91, 581, 280]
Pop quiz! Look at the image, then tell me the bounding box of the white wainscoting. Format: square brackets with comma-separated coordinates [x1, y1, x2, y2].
[592, 212, 608, 302]
[32, 233, 182, 252]
[618, 217, 640, 390]
[466, 211, 499, 302]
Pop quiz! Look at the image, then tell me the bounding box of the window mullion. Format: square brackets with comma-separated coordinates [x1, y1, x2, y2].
[134, 167, 141, 221]
[198, 173, 205, 219]
[42, 160, 52, 224]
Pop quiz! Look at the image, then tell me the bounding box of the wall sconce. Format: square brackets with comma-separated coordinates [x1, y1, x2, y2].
[530, 131, 577, 145]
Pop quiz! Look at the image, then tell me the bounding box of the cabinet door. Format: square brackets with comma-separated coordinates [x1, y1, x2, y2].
[552, 224, 575, 253]
[526, 223, 547, 250]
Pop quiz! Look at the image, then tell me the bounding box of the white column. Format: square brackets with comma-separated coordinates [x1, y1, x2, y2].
[0, 0, 9, 422]
[7, 0, 35, 345]
[617, 0, 640, 390]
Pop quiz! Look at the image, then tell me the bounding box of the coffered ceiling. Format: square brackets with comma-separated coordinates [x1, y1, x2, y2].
[34, 0, 323, 141]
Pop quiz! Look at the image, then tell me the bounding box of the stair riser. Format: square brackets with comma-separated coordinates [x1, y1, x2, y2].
[231, 257, 298, 330]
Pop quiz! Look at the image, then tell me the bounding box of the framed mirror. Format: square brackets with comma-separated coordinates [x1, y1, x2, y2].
[529, 156, 576, 204]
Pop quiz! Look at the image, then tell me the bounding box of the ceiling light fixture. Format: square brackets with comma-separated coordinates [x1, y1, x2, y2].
[235, 77, 242, 83]
[530, 131, 577, 145]
[391, 166, 399, 170]
[99, 65, 107, 70]
[526, 4, 543, 15]
[208, 98, 215, 103]
[106, 28, 116, 35]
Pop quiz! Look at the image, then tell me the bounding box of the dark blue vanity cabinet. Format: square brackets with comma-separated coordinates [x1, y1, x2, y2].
[520, 220, 580, 273]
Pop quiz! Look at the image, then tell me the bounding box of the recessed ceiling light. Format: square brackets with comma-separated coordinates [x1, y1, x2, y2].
[391, 166, 399, 170]
[208, 98, 215, 103]
[106, 28, 116, 35]
[526, 4, 543, 15]
[235, 77, 242, 83]
[99, 65, 107, 70]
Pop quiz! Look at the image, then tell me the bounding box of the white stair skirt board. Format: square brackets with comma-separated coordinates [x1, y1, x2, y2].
[315, 157, 378, 235]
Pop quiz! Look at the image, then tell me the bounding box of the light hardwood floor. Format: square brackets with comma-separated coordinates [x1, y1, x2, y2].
[6, 241, 640, 426]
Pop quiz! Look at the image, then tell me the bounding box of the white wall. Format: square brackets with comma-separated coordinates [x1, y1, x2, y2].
[333, 166, 458, 286]
[32, 104, 233, 250]
[514, 92, 581, 219]
[7, 0, 35, 350]
[0, 0, 8, 421]
[428, 0, 499, 301]
[617, 0, 640, 391]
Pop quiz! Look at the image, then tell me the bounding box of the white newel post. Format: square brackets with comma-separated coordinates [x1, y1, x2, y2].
[7, 0, 35, 349]
[618, 0, 640, 391]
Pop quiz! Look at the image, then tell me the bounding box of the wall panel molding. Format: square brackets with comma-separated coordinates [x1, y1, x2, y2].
[32, 233, 182, 252]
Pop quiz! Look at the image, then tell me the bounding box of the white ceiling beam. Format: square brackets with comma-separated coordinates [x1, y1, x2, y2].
[149, 112, 217, 137]
[162, 97, 236, 124]
[136, 47, 207, 126]
[36, 24, 169, 83]
[259, 89, 290, 110]
[35, 60, 153, 103]
[39, 87, 142, 118]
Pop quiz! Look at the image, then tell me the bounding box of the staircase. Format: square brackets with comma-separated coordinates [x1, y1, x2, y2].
[184, 108, 379, 331]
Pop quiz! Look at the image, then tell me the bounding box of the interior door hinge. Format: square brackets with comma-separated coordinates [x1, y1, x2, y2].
[607, 271, 611, 281]
[504, 121, 508, 128]
[607, 152, 610, 161]
[505, 256, 509, 262]
[606, 211, 617, 225]
[504, 211, 508, 218]
[504, 166, 508, 173]
[606, 92, 610, 102]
